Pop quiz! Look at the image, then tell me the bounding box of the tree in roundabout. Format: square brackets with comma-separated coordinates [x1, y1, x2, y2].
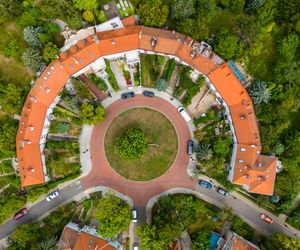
[115, 128, 148, 160]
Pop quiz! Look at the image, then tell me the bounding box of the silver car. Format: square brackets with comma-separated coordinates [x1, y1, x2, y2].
[46, 191, 59, 201]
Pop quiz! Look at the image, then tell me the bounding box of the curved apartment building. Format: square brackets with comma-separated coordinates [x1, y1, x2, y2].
[16, 16, 278, 195]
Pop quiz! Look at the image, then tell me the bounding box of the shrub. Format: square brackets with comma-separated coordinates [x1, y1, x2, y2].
[4, 40, 21, 58]
[156, 79, 168, 91]
[43, 42, 59, 62]
[115, 128, 148, 160]
[22, 48, 44, 70]
[83, 10, 95, 23]
[105, 60, 119, 91]
[23, 26, 43, 49]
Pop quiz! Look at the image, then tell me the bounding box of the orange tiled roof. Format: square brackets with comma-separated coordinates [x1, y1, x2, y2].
[16, 18, 277, 194]
[208, 63, 277, 195]
[58, 225, 117, 250]
[121, 16, 136, 27]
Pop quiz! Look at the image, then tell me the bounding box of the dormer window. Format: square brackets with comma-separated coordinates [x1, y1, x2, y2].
[240, 148, 246, 152]
[238, 159, 244, 163]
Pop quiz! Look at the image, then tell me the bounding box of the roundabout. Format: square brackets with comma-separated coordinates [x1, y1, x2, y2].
[81, 94, 194, 207]
[104, 107, 178, 181]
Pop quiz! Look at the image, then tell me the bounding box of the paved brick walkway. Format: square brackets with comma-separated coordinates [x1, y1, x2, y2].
[80, 95, 194, 207]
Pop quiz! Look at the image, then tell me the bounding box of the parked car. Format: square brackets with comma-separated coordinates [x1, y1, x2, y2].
[14, 208, 28, 220]
[143, 91, 154, 97]
[133, 243, 139, 250]
[216, 187, 229, 197]
[199, 180, 213, 189]
[121, 92, 135, 99]
[132, 209, 137, 222]
[260, 213, 273, 224]
[46, 191, 59, 201]
[187, 140, 194, 155]
[177, 106, 192, 122]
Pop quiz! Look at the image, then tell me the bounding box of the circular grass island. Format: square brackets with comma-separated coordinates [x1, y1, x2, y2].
[104, 108, 178, 181]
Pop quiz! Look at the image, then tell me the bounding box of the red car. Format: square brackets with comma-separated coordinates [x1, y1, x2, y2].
[14, 208, 28, 220]
[260, 213, 273, 224]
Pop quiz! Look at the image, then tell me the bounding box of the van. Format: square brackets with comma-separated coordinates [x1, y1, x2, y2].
[177, 107, 192, 122]
[132, 209, 137, 222]
[133, 243, 139, 250]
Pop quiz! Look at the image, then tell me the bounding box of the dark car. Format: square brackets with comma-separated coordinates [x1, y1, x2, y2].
[216, 187, 229, 197]
[199, 180, 213, 189]
[143, 91, 154, 97]
[121, 92, 135, 99]
[14, 208, 28, 220]
[187, 140, 194, 155]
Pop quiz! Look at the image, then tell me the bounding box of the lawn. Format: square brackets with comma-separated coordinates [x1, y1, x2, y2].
[105, 108, 178, 181]
[0, 159, 14, 174]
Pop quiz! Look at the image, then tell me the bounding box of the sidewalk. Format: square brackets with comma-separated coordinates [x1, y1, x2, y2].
[79, 125, 94, 177]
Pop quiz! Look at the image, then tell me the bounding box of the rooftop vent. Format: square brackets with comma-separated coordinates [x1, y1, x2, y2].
[244, 174, 250, 179]
[72, 56, 79, 64]
[240, 115, 246, 120]
[258, 175, 264, 181]
[190, 50, 197, 58]
[238, 159, 244, 163]
[27, 167, 35, 173]
[239, 169, 242, 173]
[151, 37, 157, 47]
[44, 87, 50, 93]
[251, 144, 256, 148]
[50, 66, 55, 70]
[29, 125, 34, 131]
[111, 39, 116, 45]
[30, 96, 37, 102]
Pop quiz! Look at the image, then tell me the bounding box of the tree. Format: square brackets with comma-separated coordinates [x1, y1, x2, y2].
[221, 0, 245, 13]
[213, 28, 244, 60]
[212, 137, 232, 158]
[261, 233, 300, 250]
[23, 26, 43, 49]
[115, 128, 148, 160]
[192, 228, 210, 250]
[4, 40, 21, 58]
[245, 0, 265, 12]
[272, 142, 285, 156]
[278, 33, 300, 61]
[10, 223, 40, 248]
[22, 48, 44, 70]
[171, 0, 196, 19]
[95, 194, 131, 238]
[37, 236, 58, 250]
[248, 81, 271, 105]
[196, 143, 213, 161]
[73, 0, 98, 11]
[79, 102, 105, 125]
[136, 224, 167, 250]
[138, 0, 169, 27]
[0, 116, 18, 158]
[156, 79, 168, 91]
[43, 42, 59, 62]
[0, 0, 23, 24]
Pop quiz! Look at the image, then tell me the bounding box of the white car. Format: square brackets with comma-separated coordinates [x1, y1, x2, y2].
[46, 191, 59, 201]
[132, 209, 137, 222]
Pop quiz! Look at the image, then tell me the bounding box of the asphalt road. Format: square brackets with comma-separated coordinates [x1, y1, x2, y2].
[194, 183, 298, 238]
[0, 180, 83, 239]
[0, 179, 298, 240]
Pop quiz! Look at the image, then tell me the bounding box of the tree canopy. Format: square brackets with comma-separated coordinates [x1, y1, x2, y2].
[95, 193, 131, 238]
[79, 102, 105, 125]
[115, 128, 148, 160]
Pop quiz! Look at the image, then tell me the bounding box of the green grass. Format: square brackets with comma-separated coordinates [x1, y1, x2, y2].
[105, 60, 119, 91]
[0, 160, 14, 174]
[162, 59, 176, 81]
[140, 54, 164, 87]
[105, 108, 178, 181]
[49, 121, 71, 134]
